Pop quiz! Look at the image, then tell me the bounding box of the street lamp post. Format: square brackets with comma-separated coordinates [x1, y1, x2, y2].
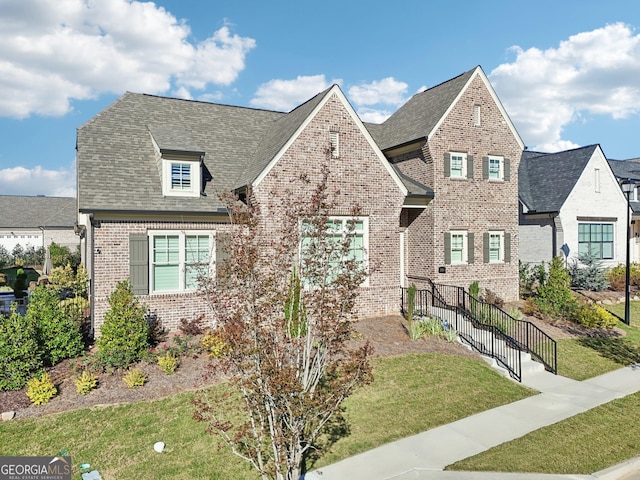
[621, 179, 636, 326]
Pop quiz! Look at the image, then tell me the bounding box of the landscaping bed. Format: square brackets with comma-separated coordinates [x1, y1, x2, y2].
[0, 315, 480, 420]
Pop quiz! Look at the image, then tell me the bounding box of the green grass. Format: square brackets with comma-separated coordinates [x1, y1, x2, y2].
[0, 354, 532, 480]
[551, 300, 640, 381]
[448, 391, 640, 474]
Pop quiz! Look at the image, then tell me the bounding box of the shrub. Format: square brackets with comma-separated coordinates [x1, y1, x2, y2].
[74, 371, 98, 395]
[406, 283, 417, 323]
[13, 268, 28, 298]
[26, 286, 84, 366]
[481, 288, 504, 308]
[26, 373, 57, 405]
[535, 257, 577, 318]
[571, 303, 618, 329]
[423, 317, 444, 336]
[201, 330, 230, 358]
[178, 314, 206, 335]
[519, 261, 547, 298]
[157, 353, 178, 374]
[442, 327, 458, 342]
[123, 368, 146, 388]
[607, 263, 640, 290]
[569, 252, 609, 291]
[0, 306, 43, 391]
[407, 318, 427, 340]
[97, 280, 149, 369]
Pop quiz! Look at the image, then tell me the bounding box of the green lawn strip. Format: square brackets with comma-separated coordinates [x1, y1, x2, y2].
[554, 301, 640, 381]
[448, 391, 640, 474]
[0, 354, 532, 479]
[314, 353, 533, 468]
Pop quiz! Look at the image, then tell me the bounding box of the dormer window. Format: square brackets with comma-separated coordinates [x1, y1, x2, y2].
[162, 157, 201, 197]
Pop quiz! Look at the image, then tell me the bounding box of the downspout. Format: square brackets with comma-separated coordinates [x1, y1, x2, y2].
[89, 213, 95, 339]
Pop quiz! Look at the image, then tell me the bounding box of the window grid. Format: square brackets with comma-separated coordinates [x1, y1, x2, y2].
[578, 223, 614, 259]
[450, 233, 465, 263]
[488, 157, 501, 180]
[450, 154, 465, 178]
[171, 163, 191, 190]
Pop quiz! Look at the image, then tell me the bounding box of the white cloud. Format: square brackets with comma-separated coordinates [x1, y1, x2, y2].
[250, 75, 340, 111]
[347, 77, 408, 107]
[490, 22, 640, 152]
[0, 0, 256, 118]
[356, 108, 394, 124]
[0, 162, 76, 197]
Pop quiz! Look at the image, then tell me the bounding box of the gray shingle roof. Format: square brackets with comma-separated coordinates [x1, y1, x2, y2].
[0, 196, 76, 228]
[77, 93, 284, 213]
[608, 158, 640, 212]
[366, 68, 476, 150]
[518, 145, 599, 213]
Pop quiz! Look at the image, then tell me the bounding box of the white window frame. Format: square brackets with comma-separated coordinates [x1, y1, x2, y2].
[148, 230, 214, 293]
[299, 216, 369, 287]
[450, 152, 467, 179]
[488, 155, 504, 181]
[162, 158, 201, 197]
[488, 230, 504, 263]
[450, 230, 468, 264]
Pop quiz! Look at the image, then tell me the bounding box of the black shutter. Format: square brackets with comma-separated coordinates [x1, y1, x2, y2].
[129, 233, 149, 295]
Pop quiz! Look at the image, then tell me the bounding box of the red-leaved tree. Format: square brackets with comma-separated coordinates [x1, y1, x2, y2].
[193, 162, 373, 480]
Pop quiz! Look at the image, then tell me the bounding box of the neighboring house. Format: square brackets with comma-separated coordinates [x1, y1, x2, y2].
[77, 66, 523, 336]
[519, 145, 629, 268]
[607, 156, 640, 262]
[0, 195, 80, 257]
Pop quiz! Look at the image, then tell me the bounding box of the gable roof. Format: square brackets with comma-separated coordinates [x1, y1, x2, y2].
[367, 66, 524, 152]
[608, 158, 640, 212]
[519, 145, 600, 213]
[0, 196, 76, 228]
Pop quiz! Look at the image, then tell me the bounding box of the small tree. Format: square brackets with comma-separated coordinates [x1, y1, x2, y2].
[0, 305, 43, 391]
[535, 256, 576, 318]
[569, 252, 609, 291]
[97, 280, 149, 368]
[193, 164, 372, 480]
[27, 286, 84, 365]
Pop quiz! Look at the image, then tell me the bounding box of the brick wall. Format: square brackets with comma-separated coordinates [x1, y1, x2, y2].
[253, 93, 406, 318]
[397, 75, 522, 301]
[91, 220, 230, 335]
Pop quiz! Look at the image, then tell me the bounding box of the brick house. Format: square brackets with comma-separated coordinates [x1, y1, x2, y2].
[519, 145, 629, 268]
[77, 66, 522, 336]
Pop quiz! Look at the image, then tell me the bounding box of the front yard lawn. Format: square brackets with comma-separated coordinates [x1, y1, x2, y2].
[0, 353, 532, 479]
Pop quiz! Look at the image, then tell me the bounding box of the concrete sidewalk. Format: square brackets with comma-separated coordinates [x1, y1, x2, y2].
[305, 364, 640, 480]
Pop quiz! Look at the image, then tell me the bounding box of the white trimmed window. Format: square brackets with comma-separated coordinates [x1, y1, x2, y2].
[445, 230, 471, 265]
[300, 216, 368, 286]
[149, 231, 213, 292]
[487, 231, 504, 262]
[450, 152, 466, 178]
[162, 158, 201, 197]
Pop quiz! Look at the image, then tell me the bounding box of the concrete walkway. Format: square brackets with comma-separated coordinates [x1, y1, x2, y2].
[305, 364, 640, 480]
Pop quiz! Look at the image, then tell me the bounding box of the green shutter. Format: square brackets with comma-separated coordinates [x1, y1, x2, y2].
[444, 152, 451, 178]
[483, 232, 490, 263]
[467, 155, 474, 179]
[129, 233, 149, 295]
[504, 233, 511, 262]
[444, 232, 451, 265]
[215, 232, 231, 286]
[482, 157, 489, 180]
[467, 233, 474, 264]
[504, 158, 511, 181]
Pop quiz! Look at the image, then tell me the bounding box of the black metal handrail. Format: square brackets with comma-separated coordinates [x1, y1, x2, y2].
[401, 281, 557, 381]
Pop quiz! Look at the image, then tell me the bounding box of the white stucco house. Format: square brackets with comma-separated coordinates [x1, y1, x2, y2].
[519, 145, 631, 268]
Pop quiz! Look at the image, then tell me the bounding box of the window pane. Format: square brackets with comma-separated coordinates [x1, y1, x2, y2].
[602, 224, 613, 241]
[602, 242, 613, 259]
[451, 155, 463, 177]
[489, 158, 501, 179]
[171, 163, 191, 190]
[590, 224, 602, 242]
[153, 264, 179, 291]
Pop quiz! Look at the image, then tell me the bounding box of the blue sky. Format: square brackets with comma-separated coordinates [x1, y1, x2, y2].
[1, 0, 640, 196]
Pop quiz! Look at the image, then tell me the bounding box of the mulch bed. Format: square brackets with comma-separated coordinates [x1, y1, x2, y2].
[0, 310, 617, 421]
